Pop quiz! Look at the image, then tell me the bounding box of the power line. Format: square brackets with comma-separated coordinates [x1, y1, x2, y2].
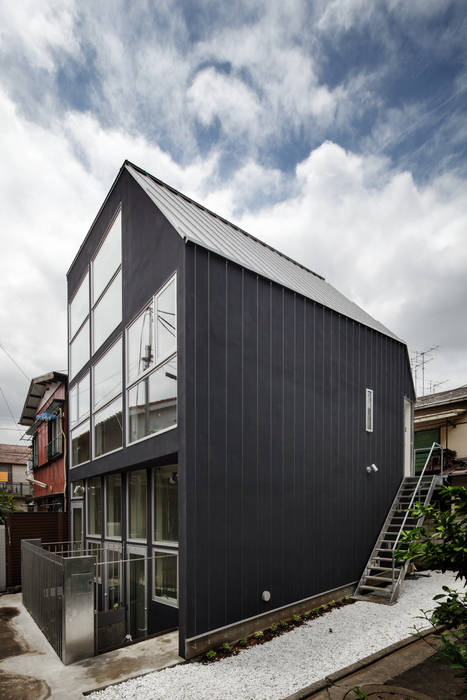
[0, 385, 17, 425]
[0, 342, 29, 380]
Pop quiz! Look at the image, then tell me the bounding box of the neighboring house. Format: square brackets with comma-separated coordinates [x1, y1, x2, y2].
[0, 443, 32, 511]
[414, 385, 467, 484]
[67, 160, 414, 658]
[19, 371, 67, 511]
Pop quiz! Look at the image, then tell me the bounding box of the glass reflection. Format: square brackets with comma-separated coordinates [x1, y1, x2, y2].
[92, 270, 122, 352]
[92, 211, 121, 303]
[93, 339, 122, 411]
[156, 278, 176, 362]
[128, 357, 177, 443]
[127, 304, 154, 385]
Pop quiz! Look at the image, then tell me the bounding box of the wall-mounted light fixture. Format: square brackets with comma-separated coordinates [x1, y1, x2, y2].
[262, 590, 271, 602]
[366, 464, 378, 473]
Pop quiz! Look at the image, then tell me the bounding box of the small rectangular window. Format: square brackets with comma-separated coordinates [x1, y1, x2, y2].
[71, 420, 90, 467]
[366, 388, 374, 432]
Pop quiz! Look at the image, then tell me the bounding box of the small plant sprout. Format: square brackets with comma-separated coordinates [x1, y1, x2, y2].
[312, 607, 320, 615]
[254, 630, 264, 640]
[279, 620, 288, 628]
[238, 637, 247, 647]
[221, 641, 231, 653]
[205, 650, 217, 661]
[329, 600, 336, 607]
[269, 623, 278, 633]
[292, 614, 301, 624]
[303, 610, 311, 619]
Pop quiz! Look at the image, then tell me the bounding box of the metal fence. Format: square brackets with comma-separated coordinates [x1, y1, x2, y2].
[21, 539, 94, 664]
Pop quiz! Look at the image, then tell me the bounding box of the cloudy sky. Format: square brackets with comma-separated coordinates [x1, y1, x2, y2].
[1, 0, 467, 444]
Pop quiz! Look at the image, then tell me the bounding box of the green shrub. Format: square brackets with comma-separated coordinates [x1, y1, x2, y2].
[292, 614, 301, 624]
[238, 637, 248, 646]
[254, 630, 264, 640]
[269, 623, 278, 633]
[303, 610, 311, 619]
[205, 650, 217, 661]
[221, 642, 232, 653]
[279, 620, 288, 628]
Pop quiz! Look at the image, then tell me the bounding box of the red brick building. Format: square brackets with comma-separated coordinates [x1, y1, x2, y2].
[19, 371, 67, 511]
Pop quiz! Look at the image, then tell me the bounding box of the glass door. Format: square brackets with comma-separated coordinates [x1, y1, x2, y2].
[127, 546, 147, 640]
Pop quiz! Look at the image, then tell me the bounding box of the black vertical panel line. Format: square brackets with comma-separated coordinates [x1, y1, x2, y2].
[193, 245, 198, 633]
[241, 268, 245, 619]
[302, 299, 307, 597]
[224, 261, 228, 625]
[256, 275, 264, 595]
[207, 252, 211, 629]
[269, 281, 273, 598]
[281, 288, 285, 598]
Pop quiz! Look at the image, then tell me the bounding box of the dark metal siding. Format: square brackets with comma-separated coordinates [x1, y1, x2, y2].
[183, 244, 414, 642]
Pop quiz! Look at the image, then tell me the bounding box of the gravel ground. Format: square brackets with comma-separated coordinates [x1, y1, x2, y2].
[90, 571, 463, 700]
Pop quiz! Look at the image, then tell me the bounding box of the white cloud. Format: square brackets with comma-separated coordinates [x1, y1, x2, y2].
[0, 0, 79, 72]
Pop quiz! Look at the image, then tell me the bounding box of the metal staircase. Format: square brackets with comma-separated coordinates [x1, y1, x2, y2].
[354, 443, 443, 605]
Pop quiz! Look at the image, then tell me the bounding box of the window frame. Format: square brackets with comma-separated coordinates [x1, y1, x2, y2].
[155, 273, 177, 366]
[70, 418, 91, 469]
[104, 473, 122, 541]
[152, 547, 178, 607]
[86, 476, 103, 538]
[68, 270, 90, 380]
[126, 468, 148, 544]
[152, 465, 178, 547]
[91, 335, 123, 461]
[126, 355, 178, 447]
[366, 388, 374, 433]
[90, 207, 123, 354]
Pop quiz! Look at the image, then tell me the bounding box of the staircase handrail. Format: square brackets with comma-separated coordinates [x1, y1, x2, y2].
[391, 441, 443, 585]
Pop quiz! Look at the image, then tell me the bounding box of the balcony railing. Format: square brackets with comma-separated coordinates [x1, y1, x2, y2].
[47, 435, 63, 460]
[0, 481, 33, 497]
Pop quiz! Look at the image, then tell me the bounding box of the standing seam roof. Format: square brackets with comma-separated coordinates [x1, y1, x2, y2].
[125, 163, 401, 342]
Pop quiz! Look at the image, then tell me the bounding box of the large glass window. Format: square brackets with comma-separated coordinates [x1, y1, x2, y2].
[128, 470, 147, 540]
[70, 272, 89, 339]
[94, 397, 122, 458]
[92, 270, 122, 353]
[153, 466, 178, 543]
[127, 303, 154, 385]
[70, 321, 89, 379]
[153, 550, 178, 606]
[128, 357, 177, 443]
[70, 374, 90, 427]
[71, 420, 90, 467]
[87, 477, 102, 536]
[92, 211, 122, 304]
[93, 340, 122, 411]
[105, 474, 122, 538]
[156, 276, 176, 363]
[366, 388, 374, 432]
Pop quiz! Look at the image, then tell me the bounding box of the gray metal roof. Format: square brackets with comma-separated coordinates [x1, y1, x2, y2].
[126, 162, 401, 342]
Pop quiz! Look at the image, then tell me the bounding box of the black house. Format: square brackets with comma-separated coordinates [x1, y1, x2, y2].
[67, 161, 415, 658]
